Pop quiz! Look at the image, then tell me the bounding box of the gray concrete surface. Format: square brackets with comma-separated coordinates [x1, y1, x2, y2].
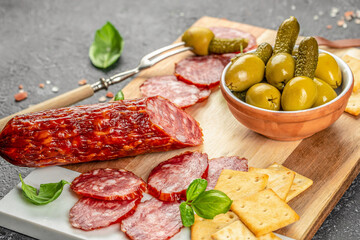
[0, 0, 359, 239]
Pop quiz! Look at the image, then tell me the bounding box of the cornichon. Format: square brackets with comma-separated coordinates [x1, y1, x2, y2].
[273, 16, 300, 55]
[295, 36, 319, 79]
[230, 42, 272, 64]
[208, 38, 248, 54]
[254, 42, 273, 64]
[182, 27, 248, 55]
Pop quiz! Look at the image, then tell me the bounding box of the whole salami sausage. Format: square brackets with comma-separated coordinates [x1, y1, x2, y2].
[0, 96, 203, 167]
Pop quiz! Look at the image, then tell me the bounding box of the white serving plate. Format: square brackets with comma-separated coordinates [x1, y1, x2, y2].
[0, 167, 293, 240]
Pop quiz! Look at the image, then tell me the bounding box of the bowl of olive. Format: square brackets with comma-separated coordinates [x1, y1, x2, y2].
[220, 47, 353, 141]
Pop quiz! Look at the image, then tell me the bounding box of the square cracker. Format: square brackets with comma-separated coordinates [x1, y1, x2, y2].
[191, 211, 239, 240]
[211, 220, 257, 240]
[345, 91, 360, 116]
[231, 189, 300, 237]
[210, 220, 281, 240]
[249, 167, 295, 201]
[342, 54, 360, 93]
[214, 170, 269, 201]
[267, 163, 313, 202]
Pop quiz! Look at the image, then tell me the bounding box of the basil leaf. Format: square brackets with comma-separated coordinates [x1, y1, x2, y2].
[192, 190, 233, 219]
[186, 178, 207, 202]
[19, 174, 70, 205]
[114, 90, 124, 101]
[179, 202, 195, 227]
[89, 21, 124, 69]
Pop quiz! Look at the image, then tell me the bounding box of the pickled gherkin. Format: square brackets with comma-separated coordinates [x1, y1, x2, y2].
[273, 16, 300, 55]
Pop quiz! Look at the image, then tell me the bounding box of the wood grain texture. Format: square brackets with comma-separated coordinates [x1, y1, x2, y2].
[62, 17, 360, 240]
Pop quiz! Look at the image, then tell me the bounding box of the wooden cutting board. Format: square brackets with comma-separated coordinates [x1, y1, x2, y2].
[65, 16, 360, 240]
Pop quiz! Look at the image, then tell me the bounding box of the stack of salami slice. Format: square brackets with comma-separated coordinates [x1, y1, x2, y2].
[140, 27, 257, 109]
[69, 168, 147, 231]
[69, 152, 248, 240]
[123, 152, 248, 240]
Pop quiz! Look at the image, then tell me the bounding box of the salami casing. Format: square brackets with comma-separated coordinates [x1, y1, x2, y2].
[0, 96, 203, 167]
[206, 156, 248, 190]
[147, 151, 209, 201]
[120, 198, 183, 240]
[69, 197, 140, 231]
[71, 168, 146, 201]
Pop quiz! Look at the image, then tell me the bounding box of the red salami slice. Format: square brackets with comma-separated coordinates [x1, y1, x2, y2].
[214, 53, 237, 67]
[175, 56, 225, 88]
[120, 198, 183, 240]
[71, 168, 146, 201]
[206, 156, 248, 190]
[209, 27, 257, 52]
[140, 76, 211, 108]
[69, 197, 140, 231]
[147, 151, 208, 201]
[198, 87, 212, 102]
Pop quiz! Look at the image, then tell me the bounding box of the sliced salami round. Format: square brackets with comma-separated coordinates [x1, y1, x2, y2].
[69, 197, 140, 231]
[140, 76, 211, 108]
[175, 56, 225, 88]
[198, 87, 212, 102]
[214, 53, 237, 67]
[120, 198, 183, 240]
[206, 156, 248, 190]
[147, 151, 209, 201]
[71, 168, 146, 201]
[209, 27, 257, 52]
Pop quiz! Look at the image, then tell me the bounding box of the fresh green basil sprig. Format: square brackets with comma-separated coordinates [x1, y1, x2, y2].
[180, 179, 232, 227]
[89, 21, 124, 69]
[114, 90, 125, 101]
[19, 174, 70, 205]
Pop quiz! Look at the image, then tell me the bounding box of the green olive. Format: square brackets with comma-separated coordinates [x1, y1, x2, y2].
[182, 27, 214, 56]
[245, 83, 281, 110]
[225, 54, 265, 92]
[265, 53, 295, 90]
[315, 53, 342, 88]
[312, 77, 337, 107]
[281, 76, 317, 111]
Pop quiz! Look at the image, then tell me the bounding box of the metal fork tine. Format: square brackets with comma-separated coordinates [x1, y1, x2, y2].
[149, 47, 192, 66]
[143, 42, 185, 60]
[102, 43, 192, 89]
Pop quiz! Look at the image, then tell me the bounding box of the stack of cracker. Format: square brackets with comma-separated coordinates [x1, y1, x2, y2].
[343, 54, 360, 116]
[191, 163, 313, 240]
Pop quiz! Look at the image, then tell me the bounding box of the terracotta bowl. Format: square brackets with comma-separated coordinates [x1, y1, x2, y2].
[220, 49, 354, 141]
